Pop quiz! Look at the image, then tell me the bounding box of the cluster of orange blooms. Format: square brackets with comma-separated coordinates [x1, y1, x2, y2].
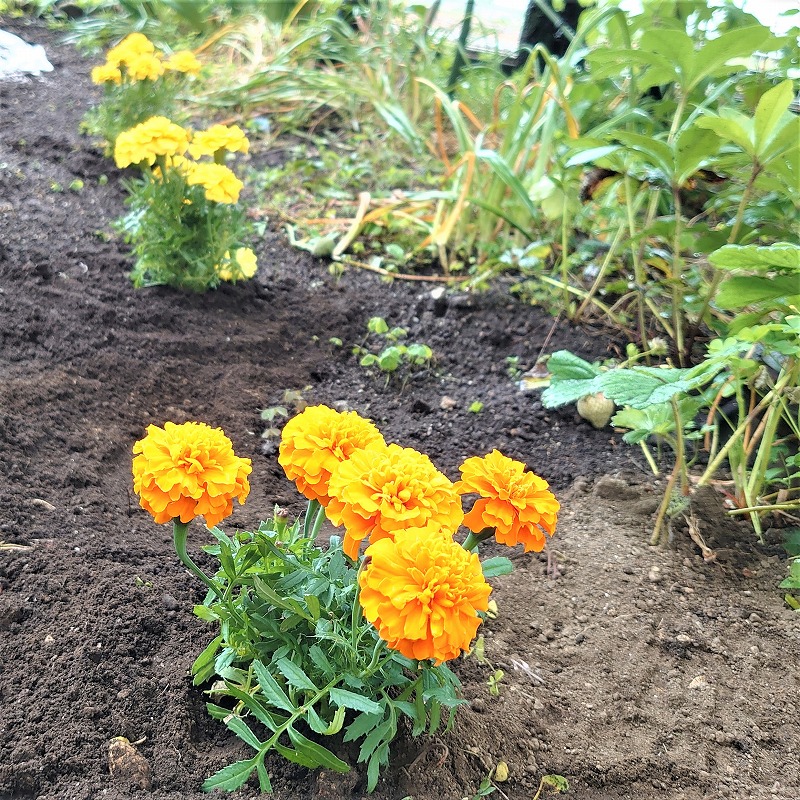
[90, 32, 201, 85]
[132, 407, 559, 665]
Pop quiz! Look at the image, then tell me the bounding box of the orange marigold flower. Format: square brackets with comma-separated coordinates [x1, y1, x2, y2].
[359, 527, 491, 664]
[455, 449, 559, 552]
[326, 443, 464, 560]
[278, 405, 384, 506]
[132, 421, 251, 528]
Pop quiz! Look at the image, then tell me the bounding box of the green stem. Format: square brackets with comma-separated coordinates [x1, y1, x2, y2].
[462, 527, 494, 552]
[303, 499, 322, 539]
[173, 519, 223, 601]
[671, 186, 685, 364]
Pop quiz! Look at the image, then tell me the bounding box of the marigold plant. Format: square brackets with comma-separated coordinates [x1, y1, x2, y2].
[113, 119, 253, 291]
[133, 413, 557, 792]
[326, 441, 464, 559]
[278, 404, 385, 506]
[456, 449, 560, 551]
[84, 33, 202, 151]
[188, 123, 250, 161]
[359, 526, 491, 664]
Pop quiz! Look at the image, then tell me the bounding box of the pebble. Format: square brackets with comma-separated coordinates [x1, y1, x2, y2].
[161, 593, 179, 611]
[648, 566, 662, 582]
[439, 395, 457, 411]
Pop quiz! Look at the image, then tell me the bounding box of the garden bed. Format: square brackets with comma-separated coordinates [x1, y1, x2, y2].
[0, 20, 798, 800]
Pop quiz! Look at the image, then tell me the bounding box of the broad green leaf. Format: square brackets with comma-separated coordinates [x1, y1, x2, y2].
[675, 125, 720, 186]
[685, 25, 773, 90]
[695, 111, 753, 155]
[709, 243, 800, 272]
[754, 80, 794, 153]
[276, 657, 318, 692]
[202, 757, 257, 791]
[639, 29, 693, 86]
[716, 276, 800, 309]
[329, 687, 383, 715]
[274, 741, 320, 769]
[613, 131, 673, 179]
[481, 556, 514, 578]
[541, 376, 603, 409]
[252, 660, 294, 712]
[547, 350, 603, 380]
[599, 367, 692, 409]
[287, 727, 349, 772]
[225, 716, 263, 751]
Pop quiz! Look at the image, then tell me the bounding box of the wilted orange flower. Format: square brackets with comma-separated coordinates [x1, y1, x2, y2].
[278, 405, 384, 506]
[186, 162, 243, 204]
[455, 450, 559, 552]
[326, 443, 464, 559]
[359, 526, 491, 664]
[132, 421, 251, 528]
[114, 116, 190, 168]
[188, 124, 249, 159]
[165, 50, 202, 75]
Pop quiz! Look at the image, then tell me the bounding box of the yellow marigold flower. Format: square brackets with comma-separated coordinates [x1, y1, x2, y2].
[114, 116, 190, 168]
[132, 421, 251, 528]
[359, 527, 491, 664]
[123, 53, 165, 82]
[278, 405, 385, 507]
[186, 162, 243, 204]
[455, 450, 559, 552]
[188, 124, 250, 159]
[107, 32, 155, 67]
[165, 49, 202, 75]
[217, 248, 258, 282]
[327, 443, 464, 560]
[91, 63, 122, 84]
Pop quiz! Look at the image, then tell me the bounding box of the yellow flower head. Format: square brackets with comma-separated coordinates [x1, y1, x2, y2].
[186, 162, 243, 204]
[91, 63, 122, 85]
[455, 450, 559, 552]
[132, 421, 251, 528]
[359, 526, 491, 664]
[217, 248, 259, 282]
[278, 405, 385, 507]
[326, 443, 464, 560]
[114, 116, 190, 168]
[123, 53, 165, 82]
[188, 124, 250, 159]
[165, 49, 202, 76]
[106, 33, 156, 67]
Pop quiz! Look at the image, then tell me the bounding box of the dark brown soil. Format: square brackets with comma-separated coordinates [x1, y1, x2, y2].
[1, 20, 798, 800]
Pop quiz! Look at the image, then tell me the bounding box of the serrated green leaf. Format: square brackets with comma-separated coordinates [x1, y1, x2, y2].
[357, 720, 393, 763]
[541, 376, 603, 409]
[709, 243, 800, 272]
[306, 705, 331, 735]
[255, 758, 272, 792]
[276, 658, 318, 692]
[481, 556, 514, 578]
[329, 687, 383, 715]
[546, 350, 603, 380]
[224, 684, 284, 732]
[287, 727, 350, 772]
[252, 660, 294, 712]
[366, 743, 389, 792]
[343, 711, 384, 743]
[226, 716, 263, 751]
[599, 367, 692, 409]
[201, 757, 258, 791]
[303, 594, 321, 621]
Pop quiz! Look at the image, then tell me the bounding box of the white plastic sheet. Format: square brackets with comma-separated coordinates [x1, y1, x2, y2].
[0, 29, 53, 79]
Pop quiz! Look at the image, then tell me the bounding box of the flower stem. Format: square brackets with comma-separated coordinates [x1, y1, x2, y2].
[172, 519, 223, 600]
[462, 527, 494, 552]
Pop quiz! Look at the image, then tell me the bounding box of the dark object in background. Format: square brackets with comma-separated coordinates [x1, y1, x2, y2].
[508, 0, 583, 70]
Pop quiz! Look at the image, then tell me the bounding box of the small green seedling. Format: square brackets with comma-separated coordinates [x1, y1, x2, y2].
[355, 317, 433, 379]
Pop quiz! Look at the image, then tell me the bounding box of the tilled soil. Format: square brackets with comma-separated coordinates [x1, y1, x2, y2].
[0, 19, 798, 800]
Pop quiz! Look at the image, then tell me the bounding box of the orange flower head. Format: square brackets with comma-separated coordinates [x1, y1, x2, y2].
[359, 526, 491, 664]
[132, 421, 251, 528]
[278, 405, 384, 506]
[455, 450, 559, 552]
[326, 443, 464, 560]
